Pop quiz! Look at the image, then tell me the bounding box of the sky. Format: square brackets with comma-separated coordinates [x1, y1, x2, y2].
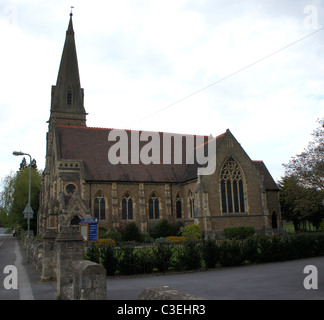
[0, 0, 324, 187]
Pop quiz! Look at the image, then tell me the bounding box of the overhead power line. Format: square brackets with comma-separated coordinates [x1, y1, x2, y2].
[127, 26, 324, 128]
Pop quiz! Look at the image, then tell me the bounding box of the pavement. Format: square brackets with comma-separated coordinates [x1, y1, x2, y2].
[0, 228, 323, 300]
[0, 234, 56, 300]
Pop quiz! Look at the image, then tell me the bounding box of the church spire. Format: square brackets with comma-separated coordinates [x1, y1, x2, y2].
[50, 12, 87, 126]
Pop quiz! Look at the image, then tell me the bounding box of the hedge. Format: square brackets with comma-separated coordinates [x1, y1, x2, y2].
[224, 226, 255, 239]
[84, 232, 324, 276]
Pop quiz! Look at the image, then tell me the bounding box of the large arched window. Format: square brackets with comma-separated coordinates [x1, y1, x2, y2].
[220, 158, 245, 214]
[94, 192, 105, 220]
[149, 193, 159, 219]
[122, 193, 133, 220]
[176, 194, 182, 219]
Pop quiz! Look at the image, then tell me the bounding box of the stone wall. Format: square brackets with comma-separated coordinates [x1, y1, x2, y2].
[27, 237, 43, 272]
[25, 227, 106, 300]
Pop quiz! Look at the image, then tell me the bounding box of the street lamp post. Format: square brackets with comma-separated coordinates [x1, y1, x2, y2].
[13, 151, 32, 263]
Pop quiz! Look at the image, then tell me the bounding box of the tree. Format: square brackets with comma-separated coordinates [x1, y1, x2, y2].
[11, 167, 42, 232]
[19, 157, 37, 170]
[284, 118, 324, 190]
[0, 171, 16, 227]
[123, 222, 141, 242]
[0, 166, 42, 233]
[278, 175, 324, 231]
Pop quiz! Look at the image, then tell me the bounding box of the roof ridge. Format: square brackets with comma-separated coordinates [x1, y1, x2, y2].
[56, 124, 212, 137]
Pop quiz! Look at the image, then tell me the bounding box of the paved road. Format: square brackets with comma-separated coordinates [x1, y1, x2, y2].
[0, 228, 323, 300]
[107, 256, 324, 300]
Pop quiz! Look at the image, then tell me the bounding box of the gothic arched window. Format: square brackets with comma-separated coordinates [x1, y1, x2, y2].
[149, 193, 159, 219]
[176, 194, 182, 219]
[220, 158, 246, 214]
[122, 193, 133, 220]
[94, 192, 105, 220]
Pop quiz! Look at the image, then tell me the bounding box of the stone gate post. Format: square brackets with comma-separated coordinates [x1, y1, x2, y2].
[41, 229, 58, 282]
[55, 225, 84, 300]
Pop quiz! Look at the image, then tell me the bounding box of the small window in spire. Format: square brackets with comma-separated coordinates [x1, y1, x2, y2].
[67, 89, 72, 105]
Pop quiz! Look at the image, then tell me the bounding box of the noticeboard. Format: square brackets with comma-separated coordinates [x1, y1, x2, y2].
[89, 223, 98, 242]
[80, 218, 98, 242]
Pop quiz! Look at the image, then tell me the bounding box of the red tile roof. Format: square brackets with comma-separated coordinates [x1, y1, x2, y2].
[56, 125, 277, 189]
[56, 125, 223, 183]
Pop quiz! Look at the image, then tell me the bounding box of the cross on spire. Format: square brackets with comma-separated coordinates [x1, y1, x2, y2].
[70, 6, 74, 16]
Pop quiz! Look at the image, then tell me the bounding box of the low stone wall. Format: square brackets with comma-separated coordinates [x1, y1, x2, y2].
[24, 227, 106, 300]
[137, 286, 205, 300]
[25, 236, 43, 272]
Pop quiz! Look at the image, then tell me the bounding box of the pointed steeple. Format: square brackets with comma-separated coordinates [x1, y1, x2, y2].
[50, 12, 87, 126]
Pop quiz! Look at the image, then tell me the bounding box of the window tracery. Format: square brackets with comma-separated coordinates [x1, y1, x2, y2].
[122, 193, 133, 220]
[149, 193, 159, 219]
[94, 192, 105, 220]
[220, 158, 245, 213]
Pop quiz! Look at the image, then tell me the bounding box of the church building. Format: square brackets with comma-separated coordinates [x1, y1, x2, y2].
[37, 14, 281, 237]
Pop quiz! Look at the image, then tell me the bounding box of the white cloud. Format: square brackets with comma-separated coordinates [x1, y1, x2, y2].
[0, 0, 324, 185]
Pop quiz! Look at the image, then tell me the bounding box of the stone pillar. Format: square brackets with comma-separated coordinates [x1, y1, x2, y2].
[139, 183, 147, 232]
[55, 225, 84, 300]
[71, 261, 106, 300]
[111, 182, 119, 229]
[41, 229, 58, 282]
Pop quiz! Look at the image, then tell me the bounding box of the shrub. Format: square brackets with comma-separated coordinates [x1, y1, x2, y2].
[242, 237, 259, 263]
[117, 246, 139, 275]
[100, 245, 118, 275]
[153, 243, 174, 272]
[165, 236, 187, 244]
[255, 235, 273, 263]
[153, 237, 169, 244]
[98, 238, 116, 246]
[123, 222, 141, 242]
[224, 226, 255, 239]
[99, 227, 107, 239]
[142, 231, 153, 243]
[320, 219, 324, 231]
[105, 229, 123, 244]
[219, 240, 244, 267]
[181, 224, 202, 240]
[150, 219, 175, 238]
[202, 239, 219, 269]
[172, 241, 202, 271]
[84, 243, 100, 264]
[136, 248, 155, 274]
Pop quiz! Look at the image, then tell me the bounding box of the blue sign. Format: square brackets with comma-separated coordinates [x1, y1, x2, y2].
[88, 223, 98, 242]
[80, 218, 98, 224]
